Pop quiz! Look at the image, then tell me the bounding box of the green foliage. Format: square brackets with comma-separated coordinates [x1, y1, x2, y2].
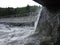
[0, 5, 39, 18]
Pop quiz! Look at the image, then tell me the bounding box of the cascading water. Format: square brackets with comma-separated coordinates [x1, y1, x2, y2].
[0, 6, 59, 45]
[34, 7, 42, 30]
[0, 7, 42, 45]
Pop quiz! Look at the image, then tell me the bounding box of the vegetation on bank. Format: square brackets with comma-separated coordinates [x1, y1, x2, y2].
[0, 5, 40, 18]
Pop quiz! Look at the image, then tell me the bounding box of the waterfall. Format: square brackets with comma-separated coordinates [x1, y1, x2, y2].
[1, 6, 59, 45]
[0, 7, 43, 45]
[0, 6, 59, 45]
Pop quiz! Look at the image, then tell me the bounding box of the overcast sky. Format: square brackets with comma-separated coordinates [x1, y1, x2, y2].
[0, 0, 40, 8]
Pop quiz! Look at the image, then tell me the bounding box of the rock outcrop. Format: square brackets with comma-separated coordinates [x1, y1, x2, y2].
[36, 7, 60, 45]
[33, 0, 60, 45]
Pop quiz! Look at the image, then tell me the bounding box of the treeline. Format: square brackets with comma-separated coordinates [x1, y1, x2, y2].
[0, 5, 40, 18]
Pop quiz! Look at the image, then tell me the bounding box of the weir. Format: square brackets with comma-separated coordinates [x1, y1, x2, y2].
[0, 0, 60, 45]
[0, 7, 43, 45]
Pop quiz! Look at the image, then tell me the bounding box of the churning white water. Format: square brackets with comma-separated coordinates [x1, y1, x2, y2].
[0, 8, 42, 45]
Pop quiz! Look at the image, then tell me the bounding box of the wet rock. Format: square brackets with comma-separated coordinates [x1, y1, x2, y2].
[35, 7, 59, 45]
[33, 0, 60, 45]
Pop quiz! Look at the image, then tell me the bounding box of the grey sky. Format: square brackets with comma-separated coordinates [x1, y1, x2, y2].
[0, 0, 40, 8]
